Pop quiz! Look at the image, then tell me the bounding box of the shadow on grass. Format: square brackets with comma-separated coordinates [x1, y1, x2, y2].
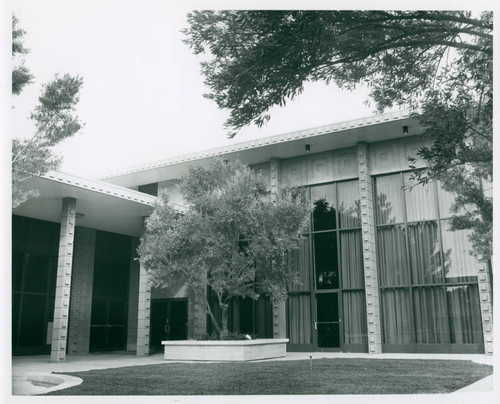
[47, 358, 492, 395]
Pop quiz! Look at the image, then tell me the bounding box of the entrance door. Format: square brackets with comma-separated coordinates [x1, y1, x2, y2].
[150, 299, 188, 350]
[89, 297, 127, 352]
[315, 292, 341, 350]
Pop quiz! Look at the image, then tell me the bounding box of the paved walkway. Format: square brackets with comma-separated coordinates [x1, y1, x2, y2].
[10, 351, 495, 396]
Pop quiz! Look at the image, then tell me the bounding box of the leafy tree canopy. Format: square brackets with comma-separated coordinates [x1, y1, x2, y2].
[12, 15, 84, 208]
[138, 159, 310, 337]
[183, 10, 492, 259]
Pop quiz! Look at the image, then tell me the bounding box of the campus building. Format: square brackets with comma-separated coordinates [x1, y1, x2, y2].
[11, 110, 493, 361]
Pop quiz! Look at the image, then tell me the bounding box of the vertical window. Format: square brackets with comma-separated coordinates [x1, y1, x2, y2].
[287, 179, 366, 350]
[375, 173, 484, 351]
[311, 184, 336, 231]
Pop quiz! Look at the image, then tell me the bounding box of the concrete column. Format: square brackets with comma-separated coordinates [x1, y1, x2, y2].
[269, 158, 280, 202]
[67, 227, 96, 355]
[51, 197, 77, 362]
[192, 290, 207, 337]
[268, 158, 287, 338]
[477, 259, 493, 354]
[272, 302, 287, 338]
[136, 218, 151, 356]
[127, 237, 140, 351]
[356, 142, 382, 354]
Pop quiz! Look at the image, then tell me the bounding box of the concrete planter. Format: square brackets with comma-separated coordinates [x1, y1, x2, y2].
[162, 338, 289, 361]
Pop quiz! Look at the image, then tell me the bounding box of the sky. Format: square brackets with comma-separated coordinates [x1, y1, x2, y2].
[7, 0, 498, 180]
[8, 0, 389, 179]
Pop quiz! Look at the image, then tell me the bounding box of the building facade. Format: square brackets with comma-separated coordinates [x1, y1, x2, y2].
[11, 111, 493, 360]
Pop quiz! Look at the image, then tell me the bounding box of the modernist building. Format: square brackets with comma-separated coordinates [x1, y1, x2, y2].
[11, 110, 493, 361]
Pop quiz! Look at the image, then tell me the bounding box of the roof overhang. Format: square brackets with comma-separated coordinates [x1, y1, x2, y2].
[12, 171, 157, 237]
[99, 110, 421, 188]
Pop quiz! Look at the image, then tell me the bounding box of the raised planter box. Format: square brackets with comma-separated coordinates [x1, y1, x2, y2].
[162, 338, 289, 361]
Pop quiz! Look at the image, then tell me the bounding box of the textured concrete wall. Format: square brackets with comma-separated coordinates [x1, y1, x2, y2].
[50, 197, 77, 362]
[67, 227, 96, 355]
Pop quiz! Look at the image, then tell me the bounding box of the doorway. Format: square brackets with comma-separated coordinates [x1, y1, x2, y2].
[150, 298, 188, 350]
[314, 292, 341, 350]
[89, 297, 127, 352]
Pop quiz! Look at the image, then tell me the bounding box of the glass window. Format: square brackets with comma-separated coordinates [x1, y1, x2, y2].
[447, 285, 483, 344]
[376, 174, 404, 224]
[440, 221, 479, 284]
[436, 181, 456, 219]
[18, 294, 46, 347]
[12, 251, 24, 292]
[340, 230, 364, 289]
[288, 236, 311, 292]
[337, 181, 361, 228]
[381, 288, 413, 344]
[311, 184, 336, 231]
[287, 294, 312, 344]
[343, 291, 367, 344]
[413, 287, 448, 344]
[407, 222, 442, 285]
[24, 253, 49, 293]
[404, 174, 437, 221]
[377, 225, 410, 287]
[314, 232, 339, 289]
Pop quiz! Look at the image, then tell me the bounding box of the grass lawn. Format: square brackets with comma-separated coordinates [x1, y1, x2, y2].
[47, 358, 492, 395]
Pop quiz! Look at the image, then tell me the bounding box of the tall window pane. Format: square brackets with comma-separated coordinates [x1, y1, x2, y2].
[287, 294, 312, 344]
[413, 287, 448, 343]
[337, 181, 361, 228]
[381, 288, 413, 344]
[441, 221, 479, 283]
[436, 181, 456, 219]
[314, 232, 339, 289]
[289, 236, 311, 292]
[377, 225, 409, 286]
[447, 285, 483, 344]
[404, 173, 437, 221]
[376, 174, 404, 224]
[311, 184, 336, 231]
[343, 291, 367, 344]
[340, 230, 363, 289]
[407, 222, 442, 285]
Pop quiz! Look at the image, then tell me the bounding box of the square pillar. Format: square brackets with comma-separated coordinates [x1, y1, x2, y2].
[51, 197, 77, 362]
[357, 142, 382, 354]
[269, 158, 287, 339]
[272, 301, 287, 338]
[477, 259, 493, 354]
[136, 217, 151, 356]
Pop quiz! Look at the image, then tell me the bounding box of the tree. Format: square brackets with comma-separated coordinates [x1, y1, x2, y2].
[138, 159, 310, 338]
[11, 15, 84, 208]
[183, 11, 492, 259]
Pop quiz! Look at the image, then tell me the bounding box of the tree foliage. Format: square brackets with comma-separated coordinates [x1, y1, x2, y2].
[138, 159, 310, 337]
[12, 15, 84, 208]
[12, 14, 33, 96]
[183, 10, 493, 259]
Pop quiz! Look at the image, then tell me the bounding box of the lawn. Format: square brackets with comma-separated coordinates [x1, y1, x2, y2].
[47, 358, 492, 395]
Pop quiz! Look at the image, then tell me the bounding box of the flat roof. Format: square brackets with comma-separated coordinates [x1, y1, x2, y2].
[13, 171, 158, 237]
[99, 110, 418, 188]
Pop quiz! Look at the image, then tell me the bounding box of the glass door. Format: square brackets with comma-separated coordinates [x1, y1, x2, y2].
[315, 292, 341, 350]
[89, 297, 127, 352]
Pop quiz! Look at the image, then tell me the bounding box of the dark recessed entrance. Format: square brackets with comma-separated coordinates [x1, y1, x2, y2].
[150, 298, 188, 351]
[89, 231, 131, 353]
